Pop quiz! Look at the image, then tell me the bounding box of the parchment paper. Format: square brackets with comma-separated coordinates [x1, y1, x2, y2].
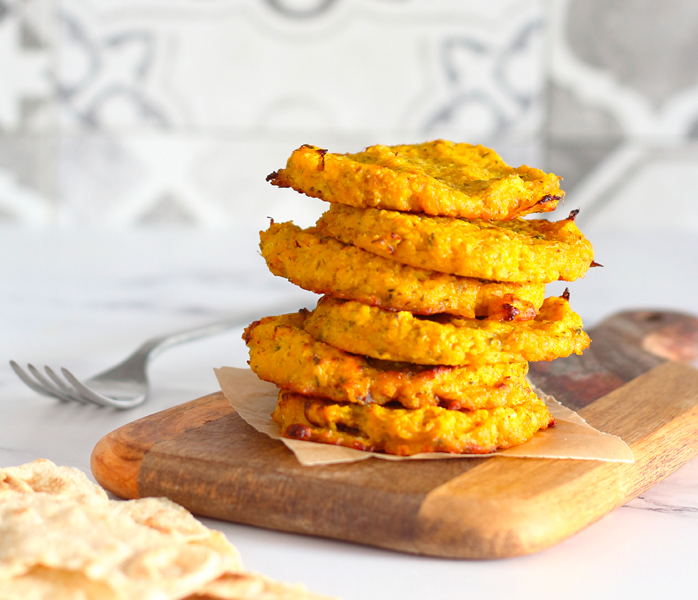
[214, 367, 634, 466]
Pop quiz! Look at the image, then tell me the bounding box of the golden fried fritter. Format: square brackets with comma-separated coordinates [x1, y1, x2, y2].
[318, 205, 595, 283]
[272, 390, 554, 456]
[243, 312, 532, 410]
[260, 221, 544, 319]
[266, 141, 562, 220]
[303, 294, 590, 366]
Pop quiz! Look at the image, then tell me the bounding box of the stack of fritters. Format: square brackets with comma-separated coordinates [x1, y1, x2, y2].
[243, 140, 595, 456]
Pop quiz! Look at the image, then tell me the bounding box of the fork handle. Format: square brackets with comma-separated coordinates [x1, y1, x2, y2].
[128, 305, 300, 365]
[140, 318, 251, 357]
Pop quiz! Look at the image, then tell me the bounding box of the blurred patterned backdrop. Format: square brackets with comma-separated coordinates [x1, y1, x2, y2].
[2, 0, 698, 230]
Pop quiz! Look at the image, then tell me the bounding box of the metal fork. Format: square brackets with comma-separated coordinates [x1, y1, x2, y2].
[10, 308, 285, 409]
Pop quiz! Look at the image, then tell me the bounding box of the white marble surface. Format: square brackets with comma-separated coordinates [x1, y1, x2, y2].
[2, 225, 698, 600]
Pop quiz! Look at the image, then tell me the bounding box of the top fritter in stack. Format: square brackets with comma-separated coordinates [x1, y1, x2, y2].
[243, 140, 595, 456]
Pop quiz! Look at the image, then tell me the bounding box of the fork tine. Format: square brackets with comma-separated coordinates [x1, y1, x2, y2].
[61, 368, 145, 410]
[44, 366, 91, 404]
[27, 364, 83, 404]
[60, 368, 117, 408]
[9, 361, 65, 400]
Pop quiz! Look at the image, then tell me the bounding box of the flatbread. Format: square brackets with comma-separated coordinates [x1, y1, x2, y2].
[0, 460, 332, 600]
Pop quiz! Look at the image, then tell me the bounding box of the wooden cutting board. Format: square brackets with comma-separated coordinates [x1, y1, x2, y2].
[92, 309, 698, 559]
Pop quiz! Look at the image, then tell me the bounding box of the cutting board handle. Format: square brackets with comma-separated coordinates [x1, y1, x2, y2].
[595, 310, 698, 364]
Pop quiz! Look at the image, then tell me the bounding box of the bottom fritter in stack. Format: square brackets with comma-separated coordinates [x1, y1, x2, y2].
[244, 141, 596, 456]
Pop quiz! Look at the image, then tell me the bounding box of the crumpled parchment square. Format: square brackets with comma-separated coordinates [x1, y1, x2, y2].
[214, 367, 634, 467]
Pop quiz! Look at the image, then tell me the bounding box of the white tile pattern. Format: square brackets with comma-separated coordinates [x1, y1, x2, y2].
[1, 0, 549, 227]
[2, 0, 698, 229]
[57, 0, 186, 131]
[550, 0, 698, 138]
[0, 8, 51, 130]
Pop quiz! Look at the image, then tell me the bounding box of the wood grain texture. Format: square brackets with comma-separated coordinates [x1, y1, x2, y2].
[91, 393, 233, 498]
[417, 361, 698, 557]
[91, 310, 698, 558]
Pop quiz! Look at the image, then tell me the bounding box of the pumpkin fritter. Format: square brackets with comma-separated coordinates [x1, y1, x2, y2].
[318, 204, 595, 283]
[272, 390, 555, 456]
[260, 221, 544, 319]
[243, 311, 532, 410]
[266, 140, 562, 220]
[303, 294, 590, 366]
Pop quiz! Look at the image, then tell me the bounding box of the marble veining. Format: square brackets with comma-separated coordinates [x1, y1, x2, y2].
[1, 227, 698, 600]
